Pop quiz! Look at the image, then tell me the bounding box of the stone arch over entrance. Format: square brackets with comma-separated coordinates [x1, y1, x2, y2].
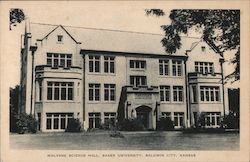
[135, 105, 152, 129]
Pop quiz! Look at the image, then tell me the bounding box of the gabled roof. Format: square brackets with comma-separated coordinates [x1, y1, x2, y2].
[29, 22, 202, 56]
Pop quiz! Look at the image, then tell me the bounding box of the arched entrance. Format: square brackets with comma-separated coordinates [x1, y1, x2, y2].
[136, 106, 152, 129]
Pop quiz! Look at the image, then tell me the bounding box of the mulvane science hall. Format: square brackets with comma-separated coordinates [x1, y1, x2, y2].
[19, 22, 229, 132]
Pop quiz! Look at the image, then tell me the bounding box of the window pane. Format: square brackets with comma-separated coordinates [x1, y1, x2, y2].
[89, 61, 93, 72]
[54, 87, 59, 100]
[66, 60, 71, 68]
[95, 60, 100, 72]
[179, 90, 183, 101]
[53, 118, 59, 129]
[130, 60, 134, 68]
[104, 62, 109, 73]
[104, 89, 109, 101]
[164, 64, 169, 75]
[89, 118, 93, 129]
[61, 88, 66, 100]
[110, 62, 115, 73]
[47, 58, 52, 66]
[110, 89, 115, 101]
[159, 64, 163, 75]
[95, 88, 100, 100]
[47, 87, 52, 100]
[160, 89, 164, 101]
[46, 118, 52, 129]
[136, 61, 140, 68]
[68, 88, 73, 100]
[61, 117, 66, 129]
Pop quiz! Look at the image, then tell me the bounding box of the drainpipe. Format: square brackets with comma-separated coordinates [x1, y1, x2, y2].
[82, 54, 86, 127]
[184, 54, 190, 128]
[219, 57, 226, 117]
[29, 46, 37, 115]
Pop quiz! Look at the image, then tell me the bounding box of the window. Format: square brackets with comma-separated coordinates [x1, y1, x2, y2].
[172, 60, 182, 76]
[174, 112, 184, 128]
[200, 86, 220, 102]
[205, 112, 221, 128]
[104, 56, 115, 73]
[47, 53, 72, 68]
[89, 113, 101, 129]
[104, 84, 116, 101]
[130, 76, 147, 87]
[201, 46, 206, 52]
[191, 85, 197, 103]
[47, 82, 74, 101]
[195, 62, 214, 74]
[39, 82, 42, 101]
[37, 113, 41, 131]
[159, 60, 169, 76]
[161, 112, 171, 119]
[46, 113, 73, 130]
[173, 86, 183, 102]
[57, 35, 63, 42]
[160, 86, 170, 102]
[89, 84, 100, 101]
[89, 55, 100, 72]
[129, 60, 146, 70]
[104, 112, 116, 128]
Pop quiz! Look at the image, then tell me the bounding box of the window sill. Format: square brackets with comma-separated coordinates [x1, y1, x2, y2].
[87, 101, 116, 104]
[199, 102, 221, 104]
[172, 101, 184, 104]
[43, 101, 77, 103]
[88, 72, 116, 76]
[130, 69, 146, 71]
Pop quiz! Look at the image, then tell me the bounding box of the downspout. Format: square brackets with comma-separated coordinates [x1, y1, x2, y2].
[219, 57, 226, 117]
[29, 46, 37, 115]
[81, 52, 86, 128]
[184, 53, 190, 128]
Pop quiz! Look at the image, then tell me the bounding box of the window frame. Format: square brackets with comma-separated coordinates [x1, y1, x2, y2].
[104, 56, 115, 73]
[172, 60, 182, 76]
[159, 85, 171, 102]
[47, 82, 74, 101]
[130, 75, 147, 87]
[200, 86, 220, 102]
[89, 55, 100, 73]
[159, 59, 169, 76]
[129, 60, 146, 70]
[104, 84, 116, 101]
[173, 86, 184, 102]
[47, 53, 72, 68]
[89, 83, 101, 101]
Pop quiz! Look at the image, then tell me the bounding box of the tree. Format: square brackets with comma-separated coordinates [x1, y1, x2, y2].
[146, 9, 240, 82]
[9, 8, 26, 30]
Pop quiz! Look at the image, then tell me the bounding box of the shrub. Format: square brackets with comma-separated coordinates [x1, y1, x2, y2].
[16, 113, 37, 134]
[65, 118, 82, 132]
[196, 112, 206, 128]
[221, 112, 239, 129]
[157, 118, 174, 130]
[117, 118, 144, 131]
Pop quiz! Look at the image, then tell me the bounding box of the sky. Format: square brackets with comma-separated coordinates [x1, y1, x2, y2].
[1, 1, 239, 88]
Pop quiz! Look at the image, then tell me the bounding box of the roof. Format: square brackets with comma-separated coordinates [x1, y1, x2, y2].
[29, 22, 202, 56]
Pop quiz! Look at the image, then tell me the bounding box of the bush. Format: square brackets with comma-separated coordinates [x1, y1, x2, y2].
[117, 118, 144, 131]
[157, 118, 174, 130]
[196, 112, 206, 128]
[16, 113, 37, 134]
[65, 118, 82, 132]
[221, 112, 239, 129]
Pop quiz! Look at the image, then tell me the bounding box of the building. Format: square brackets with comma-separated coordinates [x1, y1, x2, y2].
[19, 23, 229, 132]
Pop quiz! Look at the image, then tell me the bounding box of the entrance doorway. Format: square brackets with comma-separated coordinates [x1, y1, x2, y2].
[136, 106, 152, 129]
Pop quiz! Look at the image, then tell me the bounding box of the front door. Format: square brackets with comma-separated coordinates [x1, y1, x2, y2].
[136, 106, 152, 129]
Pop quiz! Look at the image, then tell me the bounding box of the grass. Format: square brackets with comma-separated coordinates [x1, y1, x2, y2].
[10, 130, 239, 150]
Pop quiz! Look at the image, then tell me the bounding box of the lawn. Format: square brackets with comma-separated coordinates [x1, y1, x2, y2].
[10, 131, 239, 150]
